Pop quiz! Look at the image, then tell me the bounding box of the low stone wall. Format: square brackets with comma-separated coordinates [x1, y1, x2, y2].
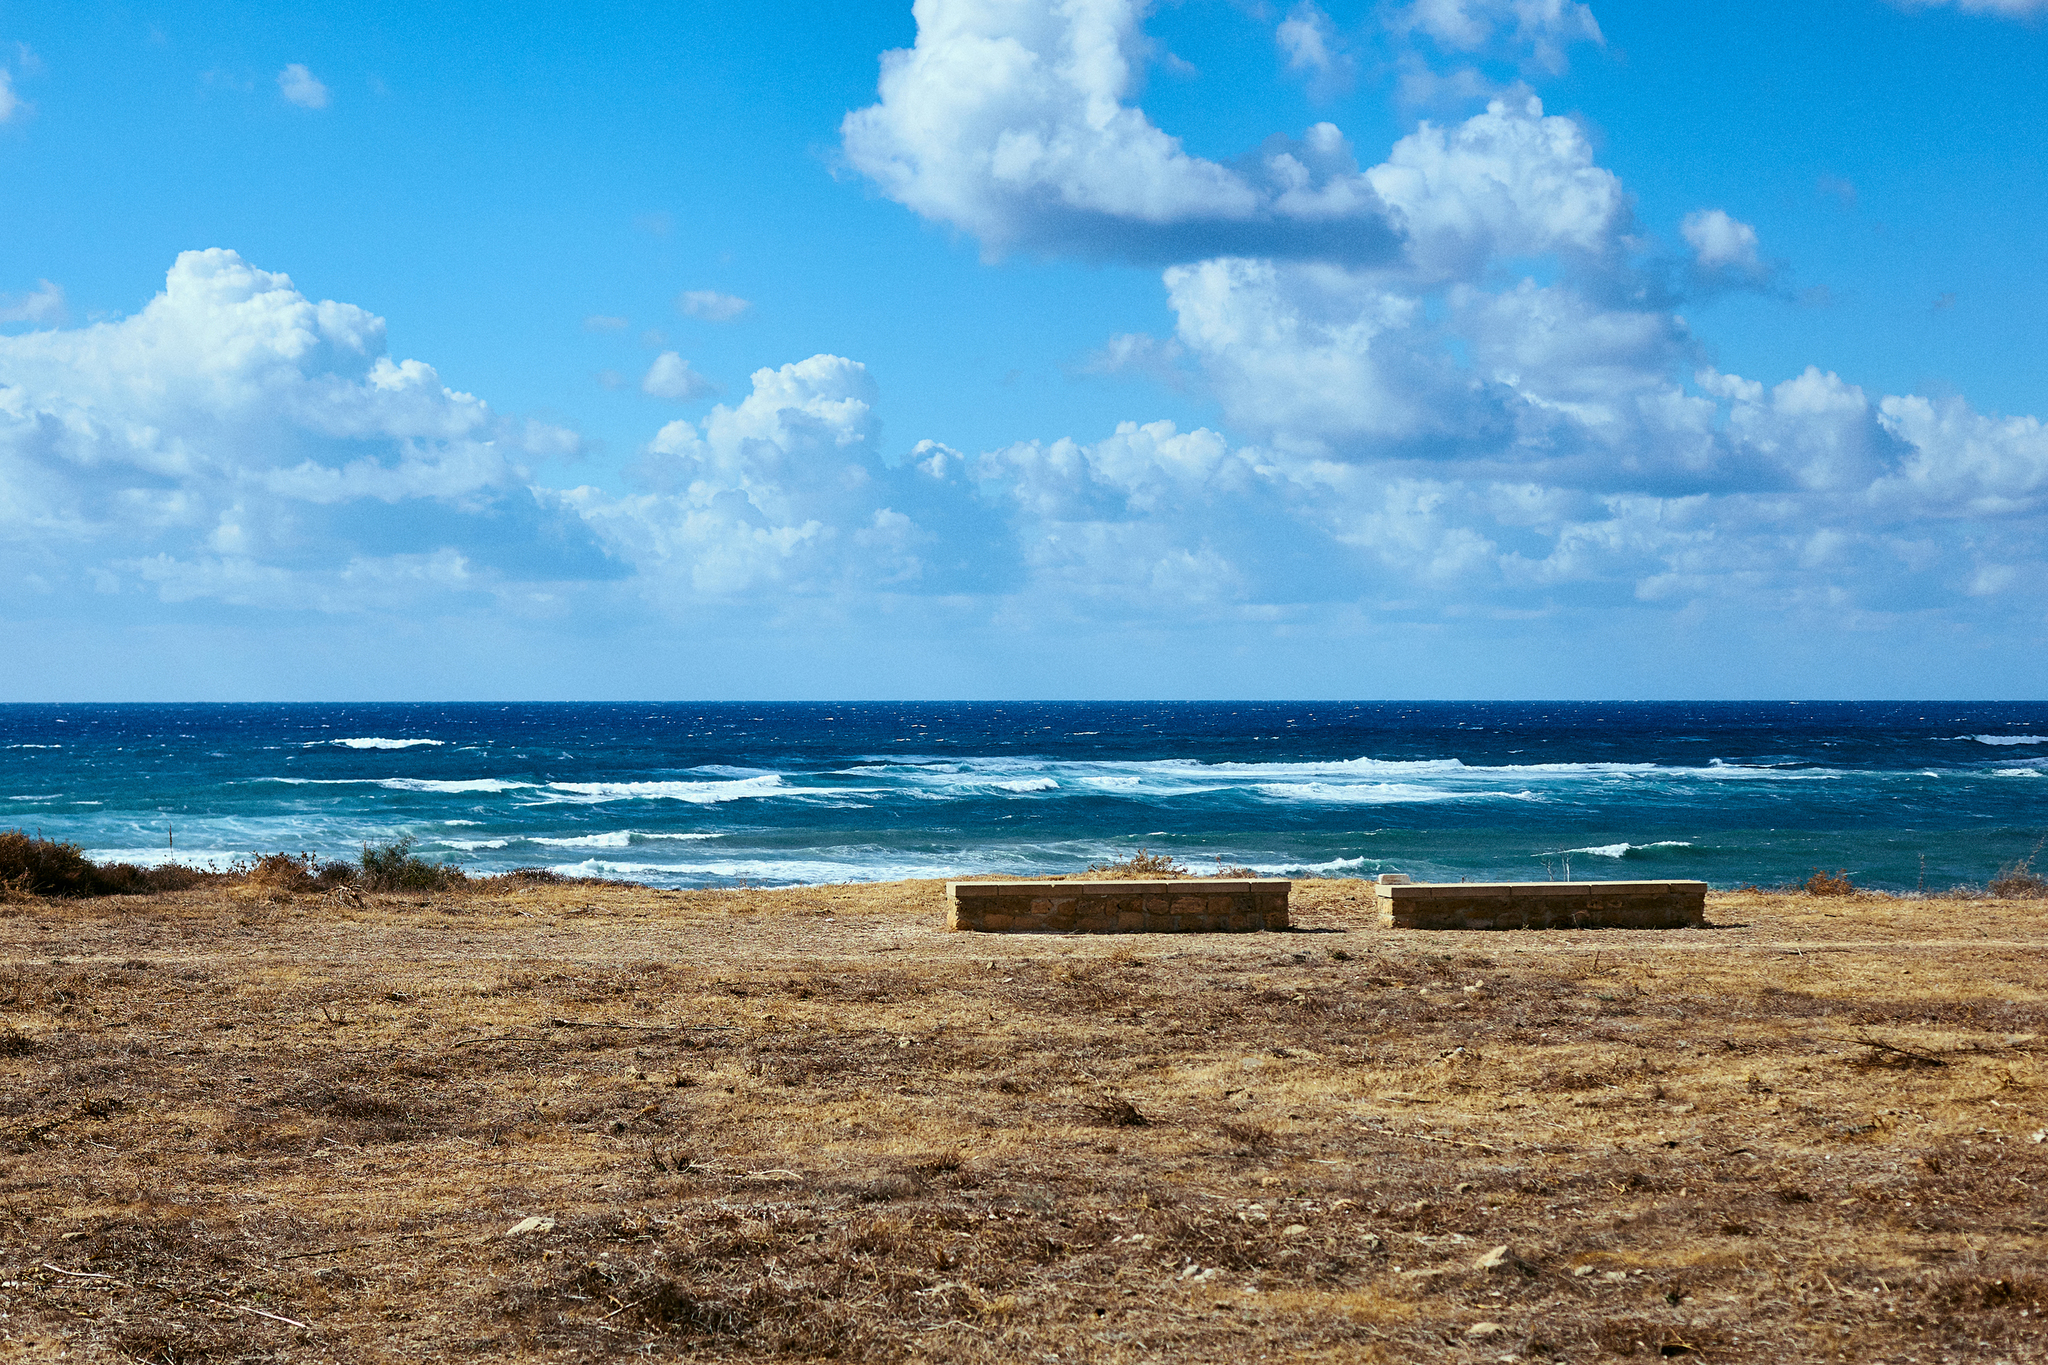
[946, 879, 1291, 933]
[1376, 880, 1707, 930]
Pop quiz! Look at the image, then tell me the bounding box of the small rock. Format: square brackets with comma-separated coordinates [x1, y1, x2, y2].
[1360, 1233, 1385, 1253]
[1456, 1181, 1475, 1194]
[1475, 1244, 1516, 1272]
[2032, 1129, 2046, 1144]
[1572, 1264, 1597, 1278]
[1465, 1321, 1506, 1340]
[1601, 1270, 1628, 1283]
[1281, 1223, 1309, 1236]
[505, 1216, 556, 1237]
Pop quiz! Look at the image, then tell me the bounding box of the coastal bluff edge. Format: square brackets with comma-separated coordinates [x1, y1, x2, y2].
[946, 878, 1291, 933]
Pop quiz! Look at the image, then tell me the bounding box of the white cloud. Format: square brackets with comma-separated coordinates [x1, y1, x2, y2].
[0, 250, 609, 611]
[578, 355, 933, 597]
[640, 352, 719, 402]
[841, 0, 1402, 261]
[1895, 0, 2048, 17]
[678, 290, 752, 322]
[1277, 3, 1354, 92]
[0, 67, 18, 123]
[1391, 0, 1603, 73]
[0, 280, 64, 326]
[1681, 207, 1768, 281]
[277, 64, 330, 109]
[1082, 331, 1187, 388]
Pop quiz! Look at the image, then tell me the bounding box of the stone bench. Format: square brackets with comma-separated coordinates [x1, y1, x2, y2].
[1376, 879, 1707, 930]
[946, 879, 1291, 933]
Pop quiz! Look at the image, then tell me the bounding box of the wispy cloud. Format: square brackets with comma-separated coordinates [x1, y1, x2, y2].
[277, 63, 329, 109]
[678, 290, 751, 322]
[640, 352, 718, 401]
[1276, 3, 1355, 95]
[0, 279, 64, 326]
[1894, 0, 2048, 18]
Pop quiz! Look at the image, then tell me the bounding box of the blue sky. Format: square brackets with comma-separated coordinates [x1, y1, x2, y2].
[2, 0, 2044, 700]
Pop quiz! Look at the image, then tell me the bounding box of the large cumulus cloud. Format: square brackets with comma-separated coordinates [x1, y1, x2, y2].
[0, 250, 620, 613]
[842, 0, 1404, 261]
[840, 0, 2048, 642]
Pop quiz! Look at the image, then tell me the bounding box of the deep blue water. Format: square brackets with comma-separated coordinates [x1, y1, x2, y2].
[2, 701, 2044, 890]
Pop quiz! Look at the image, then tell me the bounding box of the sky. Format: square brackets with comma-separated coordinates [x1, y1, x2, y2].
[1, 0, 2044, 701]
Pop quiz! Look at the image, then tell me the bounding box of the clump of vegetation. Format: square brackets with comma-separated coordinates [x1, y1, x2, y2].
[0, 829, 103, 898]
[0, 830, 212, 899]
[1081, 848, 1188, 878]
[1805, 868, 1856, 897]
[356, 836, 468, 892]
[1990, 837, 2048, 900]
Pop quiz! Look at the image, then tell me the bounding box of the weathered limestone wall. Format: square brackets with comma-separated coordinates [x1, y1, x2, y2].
[946, 879, 1291, 933]
[1376, 880, 1707, 930]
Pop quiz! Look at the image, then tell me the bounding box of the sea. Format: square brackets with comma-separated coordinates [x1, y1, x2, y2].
[2, 702, 2044, 892]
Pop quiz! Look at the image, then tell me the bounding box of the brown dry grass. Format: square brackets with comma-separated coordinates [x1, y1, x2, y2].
[2, 877, 2045, 1362]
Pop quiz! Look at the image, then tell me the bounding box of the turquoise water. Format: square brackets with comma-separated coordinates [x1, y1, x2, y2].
[2, 701, 2043, 890]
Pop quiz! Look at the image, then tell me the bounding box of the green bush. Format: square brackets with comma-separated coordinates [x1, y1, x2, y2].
[358, 836, 467, 892]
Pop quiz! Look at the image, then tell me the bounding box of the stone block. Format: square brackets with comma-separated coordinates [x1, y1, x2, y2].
[1375, 880, 1707, 931]
[945, 878, 1291, 933]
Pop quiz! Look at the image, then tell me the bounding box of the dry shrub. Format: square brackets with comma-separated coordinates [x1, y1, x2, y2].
[0, 829, 212, 897]
[0, 829, 100, 897]
[1804, 868, 1856, 897]
[1219, 1119, 1278, 1151]
[1085, 1096, 1150, 1127]
[243, 851, 324, 896]
[1082, 848, 1188, 878]
[1989, 838, 2048, 899]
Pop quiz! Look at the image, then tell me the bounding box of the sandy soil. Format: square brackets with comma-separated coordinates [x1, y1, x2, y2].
[2, 877, 2044, 1362]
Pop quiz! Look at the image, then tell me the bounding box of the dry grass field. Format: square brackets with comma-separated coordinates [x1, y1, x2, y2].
[2, 876, 2045, 1363]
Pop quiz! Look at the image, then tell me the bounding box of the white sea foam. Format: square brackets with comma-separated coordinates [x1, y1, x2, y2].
[1563, 841, 1693, 858]
[1963, 734, 2048, 746]
[442, 838, 511, 850]
[548, 855, 959, 885]
[379, 778, 532, 794]
[1247, 855, 1369, 874]
[539, 776, 788, 803]
[865, 754, 1859, 803]
[84, 848, 244, 871]
[314, 737, 446, 750]
[8, 794, 61, 801]
[1257, 781, 1541, 804]
[5, 744, 60, 749]
[445, 820, 482, 826]
[536, 777, 882, 805]
[532, 831, 632, 848]
[1993, 768, 2043, 778]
